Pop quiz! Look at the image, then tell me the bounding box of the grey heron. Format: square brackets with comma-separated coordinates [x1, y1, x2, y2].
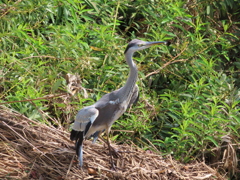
[70, 39, 168, 169]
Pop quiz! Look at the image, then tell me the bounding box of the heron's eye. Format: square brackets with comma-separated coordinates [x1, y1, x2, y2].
[138, 44, 144, 47]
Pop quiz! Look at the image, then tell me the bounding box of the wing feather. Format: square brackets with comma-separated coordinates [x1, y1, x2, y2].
[72, 106, 99, 134]
[70, 106, 99, 167]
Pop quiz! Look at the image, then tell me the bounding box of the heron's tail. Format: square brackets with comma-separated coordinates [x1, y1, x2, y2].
[75, 131, 84, 167]
[70, 129, 79, 141]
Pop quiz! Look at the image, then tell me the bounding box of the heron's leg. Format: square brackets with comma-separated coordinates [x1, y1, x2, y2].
[105, 128, 120, 158]
[107, 134, 120, 157]
[92, 131, 100, 144]
[106, 128, 121, 170]
[106, 132, 116, 170]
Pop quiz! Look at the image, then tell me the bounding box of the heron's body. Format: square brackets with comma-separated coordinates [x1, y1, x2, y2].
[70, 39, 167, 168]
[71, 84, 139, 135]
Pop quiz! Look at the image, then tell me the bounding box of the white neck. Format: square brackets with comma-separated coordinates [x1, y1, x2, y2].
[118, 51, 138, 103]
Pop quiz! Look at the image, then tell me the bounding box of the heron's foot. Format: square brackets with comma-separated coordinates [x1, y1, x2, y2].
[109, 146, 121, 158]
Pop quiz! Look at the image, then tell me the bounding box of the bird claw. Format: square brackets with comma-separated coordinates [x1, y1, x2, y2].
[108, 146, 121, 171]
[110, 146, 120, 158]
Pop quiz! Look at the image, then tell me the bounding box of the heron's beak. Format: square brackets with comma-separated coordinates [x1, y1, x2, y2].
[147, 41, 169, 46]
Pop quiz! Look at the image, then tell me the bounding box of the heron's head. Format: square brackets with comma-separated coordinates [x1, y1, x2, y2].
[124, 39, 169, 54]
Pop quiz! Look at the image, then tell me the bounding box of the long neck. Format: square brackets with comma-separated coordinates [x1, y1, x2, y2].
[118, 52, 138, 102]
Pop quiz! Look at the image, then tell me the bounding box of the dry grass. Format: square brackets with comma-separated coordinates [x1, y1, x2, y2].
[0, 106, 225, 180]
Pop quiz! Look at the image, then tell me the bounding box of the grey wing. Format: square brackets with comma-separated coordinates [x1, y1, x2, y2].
[70, 106, 99, 167]
[128, 84, 139, 108]
[71, 106, 99, 136]
[105, 84, 139, 109]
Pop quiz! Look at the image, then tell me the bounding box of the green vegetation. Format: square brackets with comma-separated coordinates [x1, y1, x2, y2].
[1, 0, 239, 178]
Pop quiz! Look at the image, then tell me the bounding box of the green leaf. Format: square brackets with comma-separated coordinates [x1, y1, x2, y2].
[204, 136, 219, 147]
